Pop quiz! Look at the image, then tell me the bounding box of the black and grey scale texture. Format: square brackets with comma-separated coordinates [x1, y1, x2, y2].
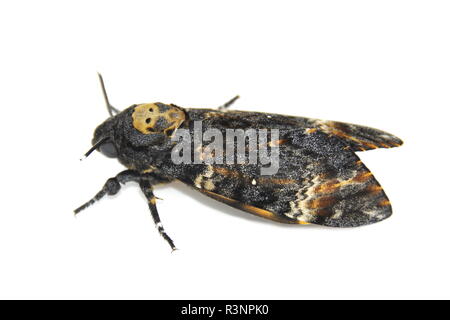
[77, 97, 403, 249]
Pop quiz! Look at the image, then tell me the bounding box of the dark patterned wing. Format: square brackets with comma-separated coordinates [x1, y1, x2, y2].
[312, 119, 403, 151]
[186, 109, 403, 152]
[171, 128, 393, 227]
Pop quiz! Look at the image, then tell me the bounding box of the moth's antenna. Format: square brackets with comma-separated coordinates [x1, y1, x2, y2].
[97, 73, 120, 116]
[80, 137, 110, 161]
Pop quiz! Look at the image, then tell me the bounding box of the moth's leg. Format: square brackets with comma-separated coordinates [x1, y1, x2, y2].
[139, 179, 177, 251]
[218, 95, 240, 111]
[74, 170, 141, 214]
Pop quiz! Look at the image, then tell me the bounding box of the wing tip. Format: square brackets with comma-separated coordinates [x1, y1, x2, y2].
[317, 120, 404, 151]
[383, 134, 403, 149]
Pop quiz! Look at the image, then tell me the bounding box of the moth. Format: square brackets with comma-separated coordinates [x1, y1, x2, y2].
[75, 74, 403, 250]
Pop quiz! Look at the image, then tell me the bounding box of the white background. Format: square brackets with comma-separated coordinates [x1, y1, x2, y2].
[0, 0, 449, 299]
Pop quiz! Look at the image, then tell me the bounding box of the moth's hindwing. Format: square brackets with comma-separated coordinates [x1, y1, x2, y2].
[175, 129, 392, 227]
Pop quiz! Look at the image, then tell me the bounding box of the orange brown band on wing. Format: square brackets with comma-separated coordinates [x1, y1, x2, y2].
[199, 189, 306, 224]
[267, 139, 288, 147]
[331, 129, 379, 150]
[212, 167, 240, 178]
[315, 120, 403, 151]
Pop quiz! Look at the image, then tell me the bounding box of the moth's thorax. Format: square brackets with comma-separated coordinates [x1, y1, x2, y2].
[132, 103, 186, 136]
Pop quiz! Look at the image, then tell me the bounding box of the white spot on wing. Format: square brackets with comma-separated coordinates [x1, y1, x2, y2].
[331, 209, 343, 220]
[204, 179, 215, 191]
[194, 165, 215, 189]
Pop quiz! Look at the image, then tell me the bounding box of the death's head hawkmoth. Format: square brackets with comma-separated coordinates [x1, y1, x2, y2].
[76, 74, 403, 250]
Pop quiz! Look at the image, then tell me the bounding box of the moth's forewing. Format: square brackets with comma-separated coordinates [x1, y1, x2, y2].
[313, 120, 403, 151]
[186, 109, 403, 152]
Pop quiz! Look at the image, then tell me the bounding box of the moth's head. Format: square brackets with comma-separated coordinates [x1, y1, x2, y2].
[89, 102, 186, 159]
[91, 116, 119, 158]
[82, 74, 187, 162]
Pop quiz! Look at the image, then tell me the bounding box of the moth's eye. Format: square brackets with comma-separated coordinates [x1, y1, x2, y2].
[99, 142, 118, 158]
